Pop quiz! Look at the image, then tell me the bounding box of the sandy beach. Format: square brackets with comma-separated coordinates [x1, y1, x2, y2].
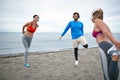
[0, 47, 120, 80]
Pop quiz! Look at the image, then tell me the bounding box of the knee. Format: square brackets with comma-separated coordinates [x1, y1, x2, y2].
[83, 44, 88, 48]
[25, 48, 29, 52]
[74, 47, 78, 51]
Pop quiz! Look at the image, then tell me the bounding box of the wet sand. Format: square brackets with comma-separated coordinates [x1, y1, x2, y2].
[0, 47, 120, 80]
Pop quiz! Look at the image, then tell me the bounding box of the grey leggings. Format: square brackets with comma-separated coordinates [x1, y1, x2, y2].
[22, 35, 32, 64]
[98, 41, 119, 80]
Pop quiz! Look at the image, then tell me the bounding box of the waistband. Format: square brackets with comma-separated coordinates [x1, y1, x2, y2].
[98, 41, 113, 53]
[23, 34, 33, 39]
[72, 36, 84, 40]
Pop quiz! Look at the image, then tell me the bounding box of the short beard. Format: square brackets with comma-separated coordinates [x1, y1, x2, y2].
[74, 19, 78, 21]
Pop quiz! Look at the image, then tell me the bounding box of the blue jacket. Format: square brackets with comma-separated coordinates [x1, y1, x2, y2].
[61, 21, 84, 39]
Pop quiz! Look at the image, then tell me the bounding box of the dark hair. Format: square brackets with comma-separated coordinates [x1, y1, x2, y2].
[33, 15, 39, 18]
[73, 12, 80, 18]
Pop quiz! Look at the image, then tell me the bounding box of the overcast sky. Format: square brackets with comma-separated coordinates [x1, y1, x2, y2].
[0, 0, 120, 33]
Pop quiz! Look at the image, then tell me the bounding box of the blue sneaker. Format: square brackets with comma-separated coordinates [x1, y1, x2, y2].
[24, 64, 30, 68]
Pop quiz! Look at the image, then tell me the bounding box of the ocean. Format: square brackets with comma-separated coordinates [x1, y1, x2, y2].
[0, 32, 120, 55]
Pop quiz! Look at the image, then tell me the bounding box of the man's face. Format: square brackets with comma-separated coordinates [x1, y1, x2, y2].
[73, 14, 79, 21]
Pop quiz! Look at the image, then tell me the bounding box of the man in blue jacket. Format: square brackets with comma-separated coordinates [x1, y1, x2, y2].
[59, 12, 88, 65]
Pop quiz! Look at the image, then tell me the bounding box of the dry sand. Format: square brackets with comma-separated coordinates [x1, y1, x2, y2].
[0, 47, 120, 80]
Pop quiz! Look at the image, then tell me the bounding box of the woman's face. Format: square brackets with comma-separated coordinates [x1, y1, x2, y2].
[73, 14, 79, 21]
[91, 16, 95, 23]
[34, 16, 39, 22]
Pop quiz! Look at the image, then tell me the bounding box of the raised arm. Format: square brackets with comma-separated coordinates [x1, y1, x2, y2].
[22, 22, 30, 34]
[59, 22, 71, 40]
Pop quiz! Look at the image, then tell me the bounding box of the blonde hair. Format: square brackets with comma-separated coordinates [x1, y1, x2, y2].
[92, 8, 103, 20]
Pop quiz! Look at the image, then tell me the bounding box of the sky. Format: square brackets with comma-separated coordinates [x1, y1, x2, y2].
[0, 0, 120, 33]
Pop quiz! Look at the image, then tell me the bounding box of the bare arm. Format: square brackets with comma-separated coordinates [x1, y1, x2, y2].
[95, 19, 120, 50]
[37, 24, 39, 27]
[59, 22, 71, 40]
[22, 22, 30, 34]
[95, 19, 117, 44]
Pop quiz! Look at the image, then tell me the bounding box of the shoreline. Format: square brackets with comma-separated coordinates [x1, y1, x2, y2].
[0, 47, 97, 58]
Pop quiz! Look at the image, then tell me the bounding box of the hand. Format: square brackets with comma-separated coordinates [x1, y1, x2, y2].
[22, 31, 25, 34]
[59, 36, 62, 40]
[115, 41, 120, 50]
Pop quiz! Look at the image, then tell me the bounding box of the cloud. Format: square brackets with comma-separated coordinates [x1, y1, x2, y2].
[0, 0, 120, 33]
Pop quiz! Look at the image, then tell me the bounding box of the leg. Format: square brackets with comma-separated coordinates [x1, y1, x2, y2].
[74, 47, 78, 65]
[109, 60, 119, 80]
[99, 48, 110, 80]
[109, 51, 119, 80]
[74, 47, 78, 61]
[22, 37, 29, 64]
[73, 40, 79, 65]
[98, 41, 116, 80]
[83, 44, 88, 48]
[79, 36, 88, 48]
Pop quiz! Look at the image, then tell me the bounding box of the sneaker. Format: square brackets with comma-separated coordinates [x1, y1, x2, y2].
[24, 64, 30, 68]
[75, 61, 78, 65]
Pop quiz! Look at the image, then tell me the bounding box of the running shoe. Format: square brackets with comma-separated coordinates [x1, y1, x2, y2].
[75, 61, 78, 65]
[24, 64, 30, 68]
